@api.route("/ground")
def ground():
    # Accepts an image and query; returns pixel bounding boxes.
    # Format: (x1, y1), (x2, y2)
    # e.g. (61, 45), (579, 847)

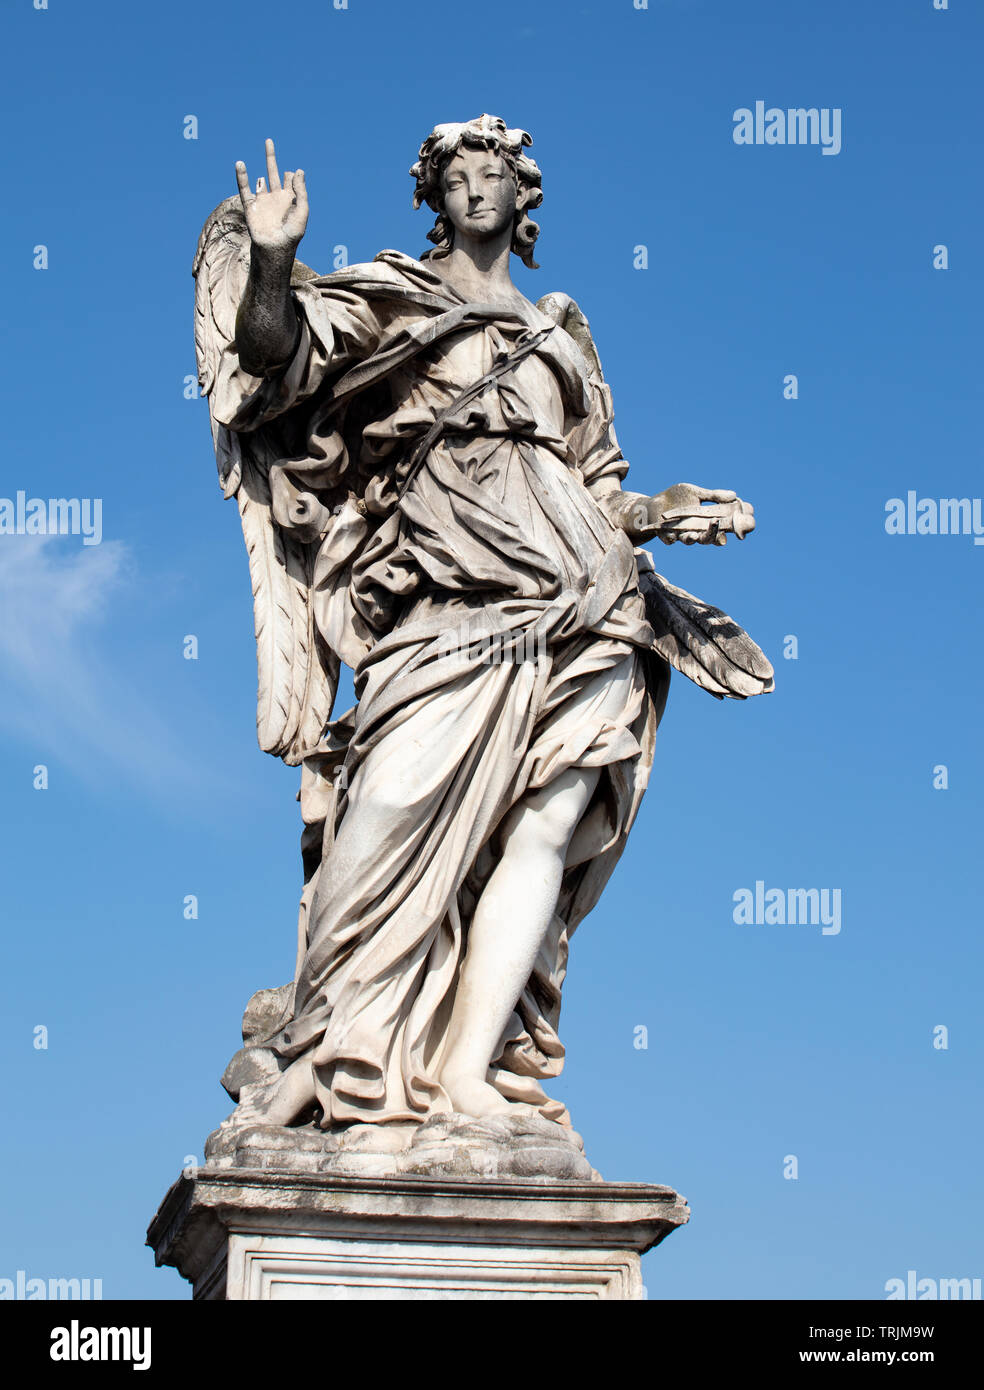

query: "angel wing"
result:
(636, 555), (774, 699)
(537, 291), (775, 702)
(193, 197), (338, 766)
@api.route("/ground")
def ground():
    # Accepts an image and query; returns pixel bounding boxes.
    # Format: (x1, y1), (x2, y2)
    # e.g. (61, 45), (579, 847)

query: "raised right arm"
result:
(234, 139), (308, 375)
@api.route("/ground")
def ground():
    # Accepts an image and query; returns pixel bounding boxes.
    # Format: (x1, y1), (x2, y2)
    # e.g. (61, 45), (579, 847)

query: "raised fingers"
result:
(235, 160), (254, 206)
(265, 138), (282, 191)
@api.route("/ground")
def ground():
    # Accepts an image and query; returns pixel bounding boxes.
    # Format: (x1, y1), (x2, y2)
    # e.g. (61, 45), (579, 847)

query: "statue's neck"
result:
(438, 233), (515, 301)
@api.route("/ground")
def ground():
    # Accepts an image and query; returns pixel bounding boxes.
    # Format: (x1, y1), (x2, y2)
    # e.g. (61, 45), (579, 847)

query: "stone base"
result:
(147, 1167), (689, 1301)
(203, 1110), (602, 1181)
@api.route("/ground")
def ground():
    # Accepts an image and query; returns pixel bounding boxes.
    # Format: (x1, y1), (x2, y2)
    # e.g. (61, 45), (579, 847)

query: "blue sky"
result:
(1, 0), (980, 1299)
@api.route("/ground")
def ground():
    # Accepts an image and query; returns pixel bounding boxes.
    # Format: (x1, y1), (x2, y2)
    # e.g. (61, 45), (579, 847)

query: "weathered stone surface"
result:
(204, 1110), (599, 1182)
(147, 1166), (689, 1301)
(190, 112), (771, 1160)
(241, 984), (293, 1045)
(220, 1046), (281, 1102)
(152, 113), (774, 1293)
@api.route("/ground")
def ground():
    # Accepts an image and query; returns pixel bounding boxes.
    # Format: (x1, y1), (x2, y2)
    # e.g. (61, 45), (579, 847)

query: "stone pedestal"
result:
(147, 1168), (689, 1300)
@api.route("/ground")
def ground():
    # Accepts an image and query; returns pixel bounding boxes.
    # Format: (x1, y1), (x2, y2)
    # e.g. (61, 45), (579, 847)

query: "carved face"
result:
(440, 146), (518, 243)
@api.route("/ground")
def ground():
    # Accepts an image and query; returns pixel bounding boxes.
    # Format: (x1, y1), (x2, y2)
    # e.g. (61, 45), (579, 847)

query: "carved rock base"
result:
(204, 1110), (601, 1181)
(147, 1166), (690, 1301)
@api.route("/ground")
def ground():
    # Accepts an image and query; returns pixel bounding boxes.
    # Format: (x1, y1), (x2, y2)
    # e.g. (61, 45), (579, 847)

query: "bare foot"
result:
(229, 1057), (316, 1129)
(440, 1071), (513, 1118)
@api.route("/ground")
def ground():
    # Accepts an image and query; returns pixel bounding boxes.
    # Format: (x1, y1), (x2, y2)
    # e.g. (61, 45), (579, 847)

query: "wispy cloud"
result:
(0, 536), (232, 807)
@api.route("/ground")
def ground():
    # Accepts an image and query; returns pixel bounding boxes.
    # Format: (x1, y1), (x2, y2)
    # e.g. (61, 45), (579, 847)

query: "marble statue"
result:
(193, 115), (773, 1179)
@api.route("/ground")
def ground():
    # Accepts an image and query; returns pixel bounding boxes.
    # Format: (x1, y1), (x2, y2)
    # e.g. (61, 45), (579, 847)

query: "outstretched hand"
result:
(235, 138), (308, 255)
(639, 484), (756, 546)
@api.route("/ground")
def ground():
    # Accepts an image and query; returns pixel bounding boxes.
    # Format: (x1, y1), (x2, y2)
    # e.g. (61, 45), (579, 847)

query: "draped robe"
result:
(210, 251), (670, 1127)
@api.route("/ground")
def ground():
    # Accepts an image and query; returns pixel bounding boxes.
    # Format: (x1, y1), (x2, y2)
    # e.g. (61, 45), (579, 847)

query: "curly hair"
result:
(410, 114), (543, 269)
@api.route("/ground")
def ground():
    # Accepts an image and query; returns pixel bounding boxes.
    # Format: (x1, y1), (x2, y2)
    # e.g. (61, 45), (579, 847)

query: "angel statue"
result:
(194, 115), (773, 1176)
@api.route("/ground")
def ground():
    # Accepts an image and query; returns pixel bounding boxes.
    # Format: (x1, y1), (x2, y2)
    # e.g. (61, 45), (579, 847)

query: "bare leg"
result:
(231, 766), (602, 1129)
(438, 765), (601, 1117)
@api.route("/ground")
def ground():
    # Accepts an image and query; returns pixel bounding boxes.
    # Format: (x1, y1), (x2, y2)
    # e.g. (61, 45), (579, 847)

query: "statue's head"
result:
(410, 114), (543, 269)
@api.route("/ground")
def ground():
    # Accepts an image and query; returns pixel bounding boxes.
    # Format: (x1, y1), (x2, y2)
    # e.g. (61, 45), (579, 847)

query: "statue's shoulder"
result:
(373, 248), (431, 275)
(315, 250), (420, 282)
(536, 290), (577, 322)
(536, 291), (604, 382)
(310, 249), (456, 302)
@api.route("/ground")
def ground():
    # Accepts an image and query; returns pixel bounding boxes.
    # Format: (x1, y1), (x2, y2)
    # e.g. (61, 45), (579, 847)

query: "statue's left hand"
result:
(641, 484), (756, 546)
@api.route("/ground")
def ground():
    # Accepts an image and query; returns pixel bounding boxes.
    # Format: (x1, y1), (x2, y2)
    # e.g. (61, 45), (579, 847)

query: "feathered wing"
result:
(539, 290), (774, 702)
(636, 556), (774, 699)
(194, 197), (338, 765)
